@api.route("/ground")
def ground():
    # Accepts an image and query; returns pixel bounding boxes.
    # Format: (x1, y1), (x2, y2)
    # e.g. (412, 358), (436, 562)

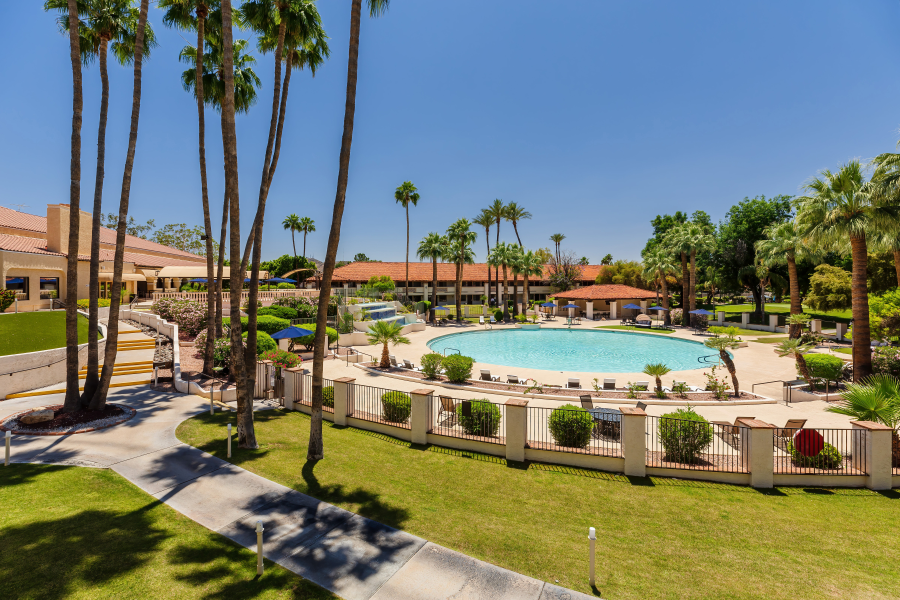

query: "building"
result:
(0, 204), (211, 311)
(552, 284), (658, 319)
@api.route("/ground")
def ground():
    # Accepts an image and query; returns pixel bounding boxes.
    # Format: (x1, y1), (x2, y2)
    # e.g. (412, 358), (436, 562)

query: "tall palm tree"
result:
(489, 242), (515, 320)
(506, 202), (531, 247)
(417, 232), (444, 323)
(283, 213), (302, 275)
(298, 216), (315, 258)
(92, 0), (150, 410)
(518, 249), (544, 311)
(774, 339), (816, 390)
(486, 199), (507, 304)
(642, 247), (677, 311)
(472, 210), (493, 306)
(447, 219), (477, 323)
(795, 160), (899, 380)
(46, 0), (156, 403)
(508, 244), (524, 314)
(394, 180), (419, 301)
(367, 320), (410, 368)
(871, 150), (900, 286)
(308, 0), (389, 461)
(549, 233), (565, 264)
(665, 224), (691, 326)
(756, 221), (820, 338)
(684, 223), (713, 314)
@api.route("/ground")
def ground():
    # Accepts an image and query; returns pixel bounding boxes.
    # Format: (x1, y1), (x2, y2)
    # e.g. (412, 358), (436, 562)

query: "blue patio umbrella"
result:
(622, 303), (643, 310)
(562, 303), (579, 309)
(541, 301), (557, 307)
(5, 278), (24, 284)
(270, 326), (315, 340)
(648, 305), (668, 311)
(689, 309), (714, 316)
(189, 278), (208, 283)
(434, 305), (450, 311)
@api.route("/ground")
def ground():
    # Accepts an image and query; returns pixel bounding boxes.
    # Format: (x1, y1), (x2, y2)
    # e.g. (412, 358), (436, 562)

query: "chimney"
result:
(46, 204), (92, 256)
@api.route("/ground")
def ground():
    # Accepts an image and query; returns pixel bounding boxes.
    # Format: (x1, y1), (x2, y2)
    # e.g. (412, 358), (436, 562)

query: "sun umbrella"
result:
(689, 309), (714, 316)
(647, 305), (668, 311)
(622, 303), (643, 310)
(562, 303), (579, 309)
(434, 305), (450, 311)
(5, 278), (24, 284)
(266, 277), (296, 283)
(270, 326), (315, 340)
(541, 301), (557, 307)
(189, 278), (208, 283)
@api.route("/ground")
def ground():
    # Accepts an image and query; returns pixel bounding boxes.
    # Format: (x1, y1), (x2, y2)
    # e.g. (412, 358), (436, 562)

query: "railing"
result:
(428, 395), (506, 444)
(296, 374), (335, 413)
(773, 427), (865, 475)
(645, 415), (749, 473)
(348, 383), (411, 429)
(697, 354), (717, 364)
(151, 289), (318, 302)
(442, 347), (461, 356)
(525, 406), (621, 457)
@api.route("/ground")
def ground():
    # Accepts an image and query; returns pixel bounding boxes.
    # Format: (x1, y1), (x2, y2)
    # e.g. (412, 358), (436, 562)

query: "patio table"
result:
(588, 407), (622, 439)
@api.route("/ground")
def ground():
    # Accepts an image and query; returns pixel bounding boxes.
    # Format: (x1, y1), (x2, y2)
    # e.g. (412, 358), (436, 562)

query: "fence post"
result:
(283, 367), (302, 410)
(619, 407), (646, 477)
(835, 322), (848, 342)
(852, 421), (893, 490)
(768, 315), (779, 332)
(810, 319), (822, 334)
(504, 399), (528, 462)
(409, 388), (434, 445)
(740, 419), (774, 488)
(333, 377), (355, 426)
(741, 312), (750, 328)
(716, 310), (726, 325)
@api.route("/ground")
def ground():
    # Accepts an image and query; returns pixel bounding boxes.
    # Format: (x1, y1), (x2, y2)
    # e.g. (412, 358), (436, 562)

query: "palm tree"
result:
(472, 210), (493, 306)
(549, 233), (565, 264)
(508, 244), (524, 314)
(92, 0), (150, 410)
(298, 216), (315, 258)
(683, 223), (713, 314)
(871, 150), (900, 286)
(642, 247), (677, 311)
(665, 224), (691, 326)
(489, 242), (516, 320)
(755, 221), (819, 338)
(827, 374), (900, 466)
(518, 249), (544, 312)
(447, 219), (477, 323)
(486, 199), (507, 304)
(367, 320), (410, 368)
(795, 161), (899, 380)
(417, 232), (444, 323)
(704, 331), (741, 397)
(394, 180), (420, 301)
(506, 202), (531, 247)
(308, 0), (389, 461)
(46, 0), (156, 402)
(283, 212), (302, 274)
(774, 339), (816, 390)
(642, 363), (671, 395)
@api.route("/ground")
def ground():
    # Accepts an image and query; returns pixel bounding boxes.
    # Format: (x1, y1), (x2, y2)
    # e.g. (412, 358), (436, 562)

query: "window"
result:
(39, 277), (59, 300)
(5, 276), (28, 300)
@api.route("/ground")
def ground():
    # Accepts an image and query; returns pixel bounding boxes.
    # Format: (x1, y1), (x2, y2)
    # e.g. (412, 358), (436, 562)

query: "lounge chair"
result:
(567, 378), (581, 389)
(490, 315), (497, 325)
(634, 381), (650, 391)
(479, 315), (485, 326)
(389, 355), (398, 367)
(438, 396), (457, 421)
(602, 378), (616, 390)
(480, 369), (499, 382)
(634, 314), (652, 329)
(402, 358), (417, 370)
(507, 375), (520, 384)
(711, 417), (755, 446)
(579, 395), (594, 409)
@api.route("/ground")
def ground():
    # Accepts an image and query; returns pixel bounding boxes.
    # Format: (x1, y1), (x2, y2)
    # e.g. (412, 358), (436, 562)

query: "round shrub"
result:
(494, 309), (503, 322)
(224, 315), (291, 336)
(548, 405), (594, 449)
(294, 324), (338, 350)
(420, 353), (443, 379)
(787, 439), (844, 469)
(322, 386), (334, 408)
(259, 349), (301, 369)
(802, 354), (844, 388)
(380, 391), (411, 423)
(456, 400), (501, 437)
(276, 282), (295, 289)
(441, 354), (474, 383)
(657, 407), (713, 463)
(258, 306), (298, 320)
(243, 331), (276, 355)
(670, 308), (683, 324)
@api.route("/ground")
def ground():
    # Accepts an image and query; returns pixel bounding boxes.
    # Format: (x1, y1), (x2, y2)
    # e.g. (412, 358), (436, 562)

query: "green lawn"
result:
(0, 464), (336, 600)
(178, 410), (900, 600)
(0, 311), (96, 356)
(751, 336), (790, 345)
(703, 303), (853, 322)
(595, 325), (675, 334)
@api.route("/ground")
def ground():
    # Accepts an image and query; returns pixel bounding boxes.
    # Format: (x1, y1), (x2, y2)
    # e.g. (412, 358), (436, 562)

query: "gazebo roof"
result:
(552, 284), (657, 301)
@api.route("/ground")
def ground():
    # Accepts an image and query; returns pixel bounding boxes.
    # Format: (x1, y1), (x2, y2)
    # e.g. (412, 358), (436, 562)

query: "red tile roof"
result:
(0, 233), (65, 256)
(552, 284), (657, 301)
(0, 206), (47, 234)
(0, 233), (203, 268)
(331, 261), (600, 283)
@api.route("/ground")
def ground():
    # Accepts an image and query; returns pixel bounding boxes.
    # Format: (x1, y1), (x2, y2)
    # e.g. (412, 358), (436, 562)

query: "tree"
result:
(704, 330), (741, 397)
(472, 210), (493, 306)
(596, 260), (648, 289)
(282, 213), (302, 278)
(642, 362), (671, 395)
(260, 254), (315, 281)
(508, 244), (524, 313)
(489, 242), (516, 320)
(774, 339), (816, 389)
(352, 252), (377, 262)
(642, 211), (688, 257)
(394, 181), (419, 301)
(664, 224), (691, 325)
(298, 216), (315, 258)
(104, 213), (154, 237)
(826, 374), (900, 468)
(309, 0), (389, 461)
(417, 232), (445, 323)
(601, 253), (613, 265)
(486, 199), (507, 304)
(547, 251), (583, 292)
(367, 275), (394, 295)
(578, 256), (589, 266)
(150, 223), (218, 255)
(804, 264), (852, 312)
(795, 161), (899, 380)
(756, 221), (820, 338)
(505, 201), (531, 247)
(642, 247), (677, 312)
(871, 150), (900, 287)
(684, 223), (714, 314)
(518, 249), (544, 310)
(534, 247), (553, 263)
(447, 218), (476, 323)
(549, 233), (565, 264)
(367, 320), (410, 368)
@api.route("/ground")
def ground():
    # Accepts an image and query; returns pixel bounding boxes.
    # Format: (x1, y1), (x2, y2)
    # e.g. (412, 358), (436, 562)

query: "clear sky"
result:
(3, 1), (900, 264)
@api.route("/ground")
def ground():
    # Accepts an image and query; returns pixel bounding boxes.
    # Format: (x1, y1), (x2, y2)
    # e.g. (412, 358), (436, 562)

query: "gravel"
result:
(1, 404), (136, 436)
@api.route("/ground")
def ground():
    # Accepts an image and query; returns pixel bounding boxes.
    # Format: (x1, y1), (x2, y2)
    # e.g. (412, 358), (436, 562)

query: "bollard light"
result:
(588, 526), (596, 587)
(227, 423), (232, 458)
(210, 392), (214, 416)
(4, 430), (10, 467)
(255, 520), (265, 575)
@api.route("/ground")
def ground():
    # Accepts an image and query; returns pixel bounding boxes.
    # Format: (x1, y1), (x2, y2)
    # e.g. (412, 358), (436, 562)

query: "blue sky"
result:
(3, 1), (900, 263)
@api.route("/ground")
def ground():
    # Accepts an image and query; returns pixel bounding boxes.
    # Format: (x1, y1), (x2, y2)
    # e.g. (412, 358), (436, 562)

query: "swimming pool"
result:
(427, 329), (718, 373)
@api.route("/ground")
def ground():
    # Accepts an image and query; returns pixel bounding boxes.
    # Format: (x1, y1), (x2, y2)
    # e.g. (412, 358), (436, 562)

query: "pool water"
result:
(427, 329), (717, 373)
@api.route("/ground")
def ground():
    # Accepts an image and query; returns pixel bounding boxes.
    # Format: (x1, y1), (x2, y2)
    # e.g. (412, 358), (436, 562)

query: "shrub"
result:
(276, 282), (295, 289)
(873, 346), (900, 378)
(670, 308), (683, 324)
(243, 330), (276, 355)
(259, 349), (301, 369)
(442, 354), (474, 383)
(153, 297), (208, 335)
(322, 386), (335, 408)
(211, 335), (247, 368)
(456, 399), (502, 437)
(76, 298), (113, 310)
(493, 309), (503, 322)
(420, 353), (443, 379)
(380, 391), (411, 423)
(787, 439), (844, 469)
(0, 289), (17, 312)
(802, 354), (844, 388)
(548, 404), (594, 449)
(258, 306), (298, 320)
(293, 324), (338, 350)
(241, 298), (263, 311)
(223, 315), (291, 336)
(658, 407), (713, 463)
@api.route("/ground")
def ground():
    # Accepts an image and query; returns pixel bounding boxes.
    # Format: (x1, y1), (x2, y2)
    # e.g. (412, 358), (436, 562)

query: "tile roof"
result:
(0, 206), (47, 234)
(330, 261), (600, 283)
(552, 284), (657, 301)
(0, 232), (203, 267)
(0, 233), (65, 257)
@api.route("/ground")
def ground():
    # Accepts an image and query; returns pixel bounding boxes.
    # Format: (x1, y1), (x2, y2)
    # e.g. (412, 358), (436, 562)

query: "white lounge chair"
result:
(602, 378), (616, 390)
(490, 315), (497, 325)
(480, 369), (499, 382)
(507, 375), (520, 384)
(634, 381), (650, 390)
(567, 378), (581, 389)
(389, 355), (398, 367)
(402, 358), (417, 370)
(479, 315), (485, 327)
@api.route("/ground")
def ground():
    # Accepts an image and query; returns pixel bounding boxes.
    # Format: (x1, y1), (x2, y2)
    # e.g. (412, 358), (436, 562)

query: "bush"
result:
(442, 354), (474, 383)
(657, 407), (713, 463)
(0, 289), (17, 312)
(241, 298), (263, 311)
(787, 439), (844, 469)
(493, 309), (503, 322)
(259, 349), (301, 369)
(380, 391), (411, 423)
(223, 315), (291, 336)
(873, 346), (900, 378)
(322, 386), (334, 408)
(153, 297), (208, 335)
(258, 306), (298, 320)
(802, 354), (844, 388)
(547, 405), (594, 449)
(276, 282), (295, 289)
(293, 324), (338, 350)
(670, 308), (683, 324)
(242, 330), (276, 355)
(419, 353), (443, 379)
(76, 298), (113, 310)
(456, 399), (502, 437)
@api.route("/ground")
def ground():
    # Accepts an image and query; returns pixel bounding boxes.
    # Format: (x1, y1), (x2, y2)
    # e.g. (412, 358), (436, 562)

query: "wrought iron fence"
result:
(525, 406), (621, 457)
(773, 427), (865, 475)
(297, 374), (335, 414)
(645, 415), (749, 473)
(348, 383), (412, 429)
(428, 395), (506, 444)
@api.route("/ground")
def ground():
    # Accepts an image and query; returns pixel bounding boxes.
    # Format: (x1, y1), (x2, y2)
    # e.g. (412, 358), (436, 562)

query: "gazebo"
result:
(551, 284), (658, 320)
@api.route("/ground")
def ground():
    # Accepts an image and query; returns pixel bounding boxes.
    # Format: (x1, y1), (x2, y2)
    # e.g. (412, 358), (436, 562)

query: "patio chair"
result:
(490, 315), (497, 325)
(711, 417), (755, 447)
(579, 395), (594, 409)
(480, 369), (499, 382)
(567, 378), (581, 389)
(772, 418), (808, 449)
(507, 375), (520, 384)
(389, 355), (398, 367)
(634, 381), (650, 391)
(479, 315), (485, 326)
(438, 396), (457, 422)
(402, 358), (417, 370)
(603, 378), (616, 390)
(636, 401), (648, 411)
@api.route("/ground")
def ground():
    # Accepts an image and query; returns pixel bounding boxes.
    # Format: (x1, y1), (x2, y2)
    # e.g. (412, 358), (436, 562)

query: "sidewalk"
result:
(1, 386), (596, 600)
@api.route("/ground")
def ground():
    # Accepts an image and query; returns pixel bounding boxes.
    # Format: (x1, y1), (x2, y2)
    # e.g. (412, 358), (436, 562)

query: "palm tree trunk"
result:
(502, 265), (509, 320)
(787, 255), (801, 339)
(455, 253), (463, 323)
(431, 256), (437, 323)
(680, 251), (689, 326)
(660, 271), (669, 309)
(511, 271), (518, 315)
(720, 349), (739, 398)
(405, 204), (409, 301)
(524, 274), (529, 313)
(195, 12), (215, 376)
(689, 249), (696, 313)
(494, 222), (500, 305)
(291, 229), (299, 288)
(484, 231), (491, 306)
(309, 0), (362, 461)
(795, 352), (814, 392)
(63, 0), (83, 414)
(514, 223), (522, 246)
(302, 230), (307, 258)
(893, 250), (900, 288)
(215, 189), (227, 338)
(92, 0), (149, 410)
(82, 36), (111, 406)
(381, 342), (390, 368)
(850, 235), (872, 381)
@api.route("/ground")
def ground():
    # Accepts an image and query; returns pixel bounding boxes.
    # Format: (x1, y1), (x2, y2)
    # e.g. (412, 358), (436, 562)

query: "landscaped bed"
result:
(0, 311), (95, 356)
(177, 409), (900, 600)
(0, 404), (135, 435)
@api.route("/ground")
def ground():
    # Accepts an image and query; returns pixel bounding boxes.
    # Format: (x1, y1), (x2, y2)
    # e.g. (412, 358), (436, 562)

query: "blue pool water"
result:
(427, 329), (717, 373)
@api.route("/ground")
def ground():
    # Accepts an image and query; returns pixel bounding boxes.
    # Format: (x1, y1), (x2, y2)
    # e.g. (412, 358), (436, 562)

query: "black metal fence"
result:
(298, 374), (335, 414)
(645, 415), (748, 472)
(428, 395), (506, 444)
(349, 382), (412, 429)
(773, 427), (864, 475)
(525, 406), (621, 457)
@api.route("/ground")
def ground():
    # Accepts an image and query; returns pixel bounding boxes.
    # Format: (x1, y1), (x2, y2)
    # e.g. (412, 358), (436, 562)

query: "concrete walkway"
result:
(1, 386), (595, 600)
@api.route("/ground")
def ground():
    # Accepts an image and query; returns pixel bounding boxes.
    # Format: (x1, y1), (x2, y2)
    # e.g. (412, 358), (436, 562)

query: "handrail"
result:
(697, 354), (717, 364)
(443, 347), (461, 356)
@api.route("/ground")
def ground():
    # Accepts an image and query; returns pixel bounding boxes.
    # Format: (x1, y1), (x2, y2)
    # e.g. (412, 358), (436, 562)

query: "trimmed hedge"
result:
(323, 386), (334, 408)
(802, 354), (844, 389)
(456, 399), (502, 437)
(442, 354), (474, 383)
(224, 315), (291, 336)
(420, 353), (443, 379)
(258, 306), (298, 320)
(380, 391), (411, 423)
(548, 405), (594, 449)
(494, 309), (503, 322)
(243, 331), (276, 355)
(294, 324), (338, 350)
(658, 407), (713, 463)
(787, 439), (844, 469)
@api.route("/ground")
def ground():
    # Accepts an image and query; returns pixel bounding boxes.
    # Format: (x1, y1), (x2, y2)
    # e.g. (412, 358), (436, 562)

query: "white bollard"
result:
(210, 392), (214, 416)
(588, 526), (596, 587)
(154, 366), (158, 387)
(4, 431), (10, 467)
(256, 520), (265, 575)
(227, 423), (232, 458)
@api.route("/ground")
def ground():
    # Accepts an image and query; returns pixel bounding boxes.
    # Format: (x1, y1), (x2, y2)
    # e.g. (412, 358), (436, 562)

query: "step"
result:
(6, 379), (152, 399)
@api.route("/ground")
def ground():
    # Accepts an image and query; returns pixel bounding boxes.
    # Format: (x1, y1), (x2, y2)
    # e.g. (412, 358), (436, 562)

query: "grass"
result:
(0, 464), (337, 600)
(833, 347), (853, 355)
(702, 303), (853, 322)
(0, 311), (96, 356)
(178, 410), (900, 600)
(751, 336), (790, 345)
(595, 325), (675, 334)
